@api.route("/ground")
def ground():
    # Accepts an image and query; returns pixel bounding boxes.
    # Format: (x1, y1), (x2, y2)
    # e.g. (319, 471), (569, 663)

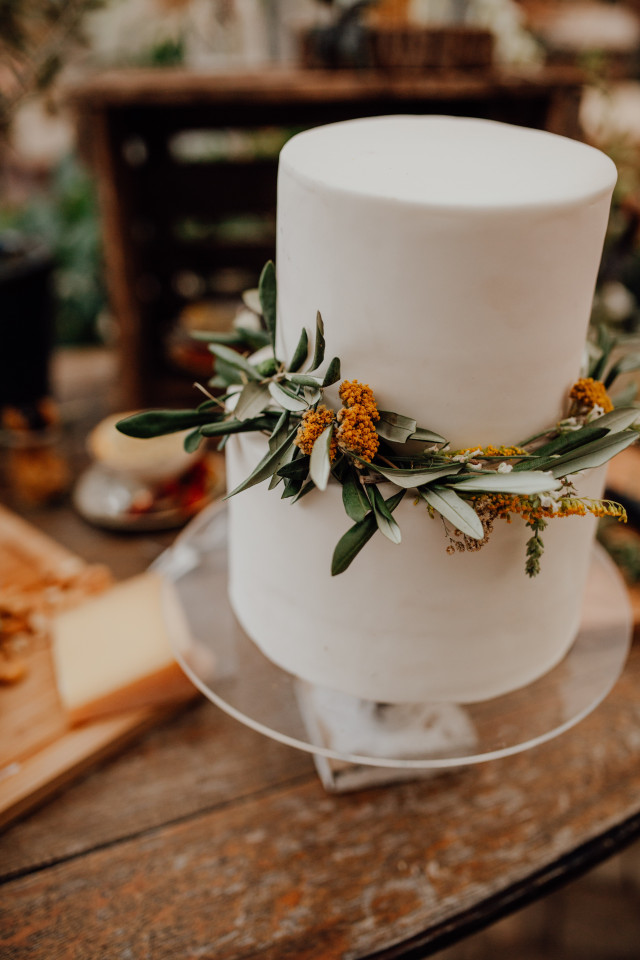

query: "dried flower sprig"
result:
(117, 262), (639, 577)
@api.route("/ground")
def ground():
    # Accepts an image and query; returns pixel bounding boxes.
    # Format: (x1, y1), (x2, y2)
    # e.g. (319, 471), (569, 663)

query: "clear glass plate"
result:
(154, 504), (632, 769)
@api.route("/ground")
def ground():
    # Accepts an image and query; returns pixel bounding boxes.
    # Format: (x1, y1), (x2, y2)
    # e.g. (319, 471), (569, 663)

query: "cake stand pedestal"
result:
(154, 504), (632, 792)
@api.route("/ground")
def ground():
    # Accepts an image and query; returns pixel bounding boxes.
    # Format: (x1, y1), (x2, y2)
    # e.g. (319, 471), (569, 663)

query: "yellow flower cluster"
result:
(453, 445), (527, 458)
(569, 378), (614, 413)
(336, 380), (380, 462)
(474, 493), (626, 524)
(295, 405), (336, 457)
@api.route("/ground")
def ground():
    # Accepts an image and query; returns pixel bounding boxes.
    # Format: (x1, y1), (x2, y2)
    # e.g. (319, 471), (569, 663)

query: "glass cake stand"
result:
(153, 504), (632, 790)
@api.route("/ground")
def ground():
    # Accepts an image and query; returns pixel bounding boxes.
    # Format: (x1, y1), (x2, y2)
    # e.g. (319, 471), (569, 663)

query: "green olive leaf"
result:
(342, 470), (371, 522)
(287, 373), (323, 387)
(409, 427), (448, 444)
(258, 261), (277, 351)
(322, 357), (341, 387)
(309, 311), (325, 371)
(376, 410), (417, 443)
(450, 471), (562, 495)
(418, 486), (484, 540)
(288, 327), (309, 372)
(372, 463), (462, 489)
(331, 489), (405, 575)
(191, 327), (270, 351)
(268, 381), (309, 412)
(116, 408), (222, 438)
(234, 382), (271, 421)
(368, 484), (402, 544)
(208, 343), (261, 381)
(226, 427), (299, 498)
(548, 430), (638, 478)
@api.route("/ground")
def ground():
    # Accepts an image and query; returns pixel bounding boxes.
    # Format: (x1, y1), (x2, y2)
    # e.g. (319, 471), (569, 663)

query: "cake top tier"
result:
(279, 116), (616, 210)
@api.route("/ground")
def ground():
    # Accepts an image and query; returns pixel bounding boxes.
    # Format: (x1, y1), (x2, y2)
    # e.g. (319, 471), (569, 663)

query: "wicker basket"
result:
(299, 24), (494, 72)
(370, 25), (494, 71)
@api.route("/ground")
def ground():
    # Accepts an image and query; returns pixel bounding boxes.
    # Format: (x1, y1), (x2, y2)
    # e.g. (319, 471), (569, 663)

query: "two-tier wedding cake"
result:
(225, 115), (618, 705)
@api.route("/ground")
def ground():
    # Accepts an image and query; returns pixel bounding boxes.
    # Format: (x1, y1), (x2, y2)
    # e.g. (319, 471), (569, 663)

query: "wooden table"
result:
(2, 352), (640, 959)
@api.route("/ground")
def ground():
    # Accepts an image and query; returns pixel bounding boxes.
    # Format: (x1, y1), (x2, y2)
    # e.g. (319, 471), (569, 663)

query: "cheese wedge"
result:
(51, 571), (198, 724)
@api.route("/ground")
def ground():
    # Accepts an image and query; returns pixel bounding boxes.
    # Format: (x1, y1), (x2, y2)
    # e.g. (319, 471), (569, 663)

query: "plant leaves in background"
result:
(191, 327), (270, 351)
(183, 428), (203, 453)
(604, 352), (640, 388)
(590, 324), (615, 380)
(258, 261), (277, 351)
(208, 357), (244, 387)
(309, 424), (334, 490)
(610, 383), (639, 407)
(419, 486), (484, 540)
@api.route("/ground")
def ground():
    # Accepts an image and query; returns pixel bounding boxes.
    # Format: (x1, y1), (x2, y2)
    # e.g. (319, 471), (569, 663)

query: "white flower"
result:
(601, 281), (636, 323)
(558, 417), (582, 433)
(497, 462), (513, 474)
(233, 307), (262, 332)
(586, 404), (605, 422)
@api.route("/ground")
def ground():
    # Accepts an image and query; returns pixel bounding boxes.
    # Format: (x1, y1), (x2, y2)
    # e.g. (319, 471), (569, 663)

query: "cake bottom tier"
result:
(227, 435), (605, 704)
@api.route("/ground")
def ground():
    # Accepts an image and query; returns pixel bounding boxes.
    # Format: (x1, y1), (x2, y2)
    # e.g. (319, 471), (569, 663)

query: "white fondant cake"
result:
(227, 116), (617, 704)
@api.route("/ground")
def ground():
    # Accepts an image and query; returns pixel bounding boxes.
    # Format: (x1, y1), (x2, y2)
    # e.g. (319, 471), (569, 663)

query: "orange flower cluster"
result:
(336, 380), (380, 462)
(338, 380), (381, 421)
(569, 378), (614, 413)
(295, 405), (336, 457)
(474, 493), (626, 524)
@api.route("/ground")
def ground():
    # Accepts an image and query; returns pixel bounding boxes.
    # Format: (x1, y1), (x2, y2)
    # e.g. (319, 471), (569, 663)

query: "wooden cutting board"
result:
(0, 506), (189, 830)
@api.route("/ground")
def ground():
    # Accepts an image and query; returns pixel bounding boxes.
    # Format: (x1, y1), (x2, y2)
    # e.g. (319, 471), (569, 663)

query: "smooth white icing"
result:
(227, 116), (616, 703)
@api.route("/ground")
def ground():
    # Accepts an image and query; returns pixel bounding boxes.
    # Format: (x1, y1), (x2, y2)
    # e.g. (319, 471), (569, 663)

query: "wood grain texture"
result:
(67, 66), (585, 109)
(1, 645), (639, 960)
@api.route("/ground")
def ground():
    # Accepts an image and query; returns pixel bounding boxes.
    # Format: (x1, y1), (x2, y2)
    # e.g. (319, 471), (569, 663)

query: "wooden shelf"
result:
(69, 66), (586, 408)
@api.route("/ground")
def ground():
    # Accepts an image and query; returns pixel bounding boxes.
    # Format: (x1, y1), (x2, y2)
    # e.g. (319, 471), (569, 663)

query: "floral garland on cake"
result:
(118, 263), (640, 577)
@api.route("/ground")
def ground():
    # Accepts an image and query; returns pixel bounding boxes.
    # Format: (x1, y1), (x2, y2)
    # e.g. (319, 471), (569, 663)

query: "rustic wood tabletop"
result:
(2, 349), (640, 959)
